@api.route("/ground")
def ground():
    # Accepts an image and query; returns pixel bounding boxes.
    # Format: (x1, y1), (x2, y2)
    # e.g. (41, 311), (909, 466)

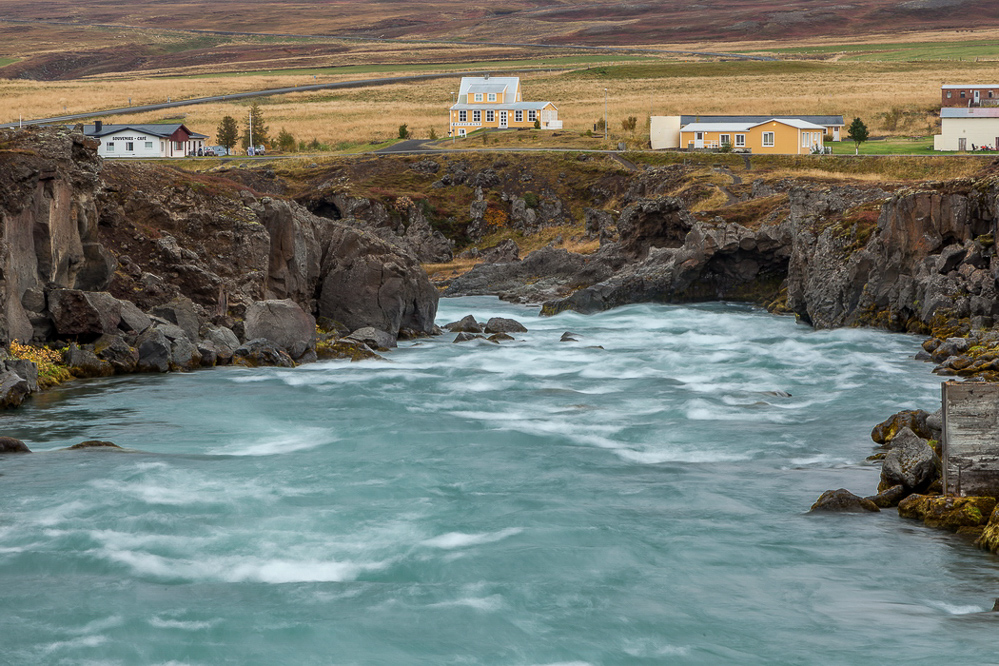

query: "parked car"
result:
(208, 145), (228, 157)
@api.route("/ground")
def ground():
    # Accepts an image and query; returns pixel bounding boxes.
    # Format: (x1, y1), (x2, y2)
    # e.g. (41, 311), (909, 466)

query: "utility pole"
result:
(604, 88), (608, 141)
(451, 91), (456, 145)
(249, 109), (253, 156)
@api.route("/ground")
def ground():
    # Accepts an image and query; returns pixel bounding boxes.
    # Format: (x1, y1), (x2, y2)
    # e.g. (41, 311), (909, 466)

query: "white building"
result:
(82, 122), (209, 158)
(933, 108), (999, 151)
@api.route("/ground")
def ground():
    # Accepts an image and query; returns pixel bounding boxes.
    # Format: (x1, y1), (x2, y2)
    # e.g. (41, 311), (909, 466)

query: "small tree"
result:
(276, 128), (296, 152)
(621, 116), (638, 133)
(847, 117), (869, 155)
(240, 102), (269, 149)
(429, 127), (438, 141)
(533, 119), (540, 130)
(398, 124), (409, 140)
(216, 115), (238, 154)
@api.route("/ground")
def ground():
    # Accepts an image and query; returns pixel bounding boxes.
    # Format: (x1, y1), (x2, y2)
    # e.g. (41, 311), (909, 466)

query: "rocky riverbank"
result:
(0, 126), (439, 407)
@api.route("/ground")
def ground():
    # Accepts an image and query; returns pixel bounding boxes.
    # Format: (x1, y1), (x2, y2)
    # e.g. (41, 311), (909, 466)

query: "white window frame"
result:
(515, 110), (523, 123)
(528, 110), (537, 122)
(802, 132), (810, 147)
(145, 141), (153, 149)
(474, 93), (483, 102)
(459, 110), (467, 122)
(720, 134), (730, 146)
(105, 143), (114, 152)
(487, 93), (496, 102)
(473, 110), (481, 123)
(735, 134), (745, 147)
(762, 132), (775, 147)
(486, 110), (494, 122)
(125, 142), (134, 152)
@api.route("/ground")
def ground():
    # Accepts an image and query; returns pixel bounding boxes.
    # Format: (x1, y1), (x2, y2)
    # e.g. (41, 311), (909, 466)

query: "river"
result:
(1, 296), (996, 665)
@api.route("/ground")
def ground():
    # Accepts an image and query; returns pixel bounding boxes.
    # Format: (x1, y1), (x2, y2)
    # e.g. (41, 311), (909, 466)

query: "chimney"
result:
(94, 120), (102, 133)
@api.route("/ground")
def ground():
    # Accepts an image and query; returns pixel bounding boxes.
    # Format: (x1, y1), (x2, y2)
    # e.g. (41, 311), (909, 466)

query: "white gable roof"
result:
(458, 76), (520, 98)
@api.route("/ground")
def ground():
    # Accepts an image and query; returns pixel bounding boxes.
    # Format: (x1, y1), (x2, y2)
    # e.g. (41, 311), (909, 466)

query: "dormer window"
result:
(474, 93), (483, 102)
(488, 93), (497, 102)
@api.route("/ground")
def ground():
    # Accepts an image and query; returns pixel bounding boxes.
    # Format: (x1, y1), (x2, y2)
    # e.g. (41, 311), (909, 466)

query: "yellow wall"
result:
(680, 122), (823, 154)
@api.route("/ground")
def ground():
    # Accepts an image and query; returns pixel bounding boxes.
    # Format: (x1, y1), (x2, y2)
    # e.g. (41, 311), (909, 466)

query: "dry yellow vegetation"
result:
(0, 50), (992, 148)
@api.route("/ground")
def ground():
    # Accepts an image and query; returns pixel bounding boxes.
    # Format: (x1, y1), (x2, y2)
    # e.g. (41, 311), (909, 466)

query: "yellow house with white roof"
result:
(679, 118), (826, 155)
(449, 75), (561, 137)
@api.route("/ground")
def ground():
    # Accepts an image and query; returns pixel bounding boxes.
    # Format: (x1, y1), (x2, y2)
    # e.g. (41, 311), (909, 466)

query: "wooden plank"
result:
(942, 381), (999, 497)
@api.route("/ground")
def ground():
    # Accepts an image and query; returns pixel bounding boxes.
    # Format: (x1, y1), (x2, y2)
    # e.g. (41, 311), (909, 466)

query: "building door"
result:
(695, 132), (704, 149)
(958, 137), (967, 151)
(499, 111), (508, 129)
(974, 90), (981, 105)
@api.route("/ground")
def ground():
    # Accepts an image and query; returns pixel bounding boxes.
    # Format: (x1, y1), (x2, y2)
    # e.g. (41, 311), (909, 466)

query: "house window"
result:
(145, 141), (153, 149)
(960, 91), (966, 98)
(473, 110), (481, 122)
(515, 110), (523, 122)
(762, 132), (775, 147)
(474, 93), (483, 102)
(106, 143), (114, 152)
(720, 134), (730, 146)
(486, 110), (494, 122)
(125, 142), (134, 151)
(459, 110), (467, 122)
(802, 132), (810, 147)
(735, 134), (745, 147)
(528, 110), (537, 122)
(487, 93), (496, 102)
(947, 91), (952, 98)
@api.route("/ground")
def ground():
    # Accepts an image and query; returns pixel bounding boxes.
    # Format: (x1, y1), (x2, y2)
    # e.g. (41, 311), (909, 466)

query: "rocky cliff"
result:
(0, 126), (439, 405)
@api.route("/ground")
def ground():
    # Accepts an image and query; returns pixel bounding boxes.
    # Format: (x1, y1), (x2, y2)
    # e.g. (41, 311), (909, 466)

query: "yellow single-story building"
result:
(449, 75), (561, 137)
(679, 118), (826, 155)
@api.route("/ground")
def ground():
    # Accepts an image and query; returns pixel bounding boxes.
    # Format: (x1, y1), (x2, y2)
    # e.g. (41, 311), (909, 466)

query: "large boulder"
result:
(135, 328), (172, 373)
(316, 226), (438, 335)
(233, 339), (295, 368)
(201, 325), (240, 364)
(94, 334), (138, 374)
(0, 370), (31, 408)
(879, 427), (941, 493)
(810, 489), (880, 513)
(48, 289), (121, 337)
(244, 299), (316, 359)
(485, 317), (527, 334)
(65, 344), (114, 378)
(150, 297), (201, 342)
(871, 409), (936, 445)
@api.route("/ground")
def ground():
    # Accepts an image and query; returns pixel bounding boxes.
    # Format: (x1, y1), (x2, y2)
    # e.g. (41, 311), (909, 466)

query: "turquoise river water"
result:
(1, 296), (998, 665)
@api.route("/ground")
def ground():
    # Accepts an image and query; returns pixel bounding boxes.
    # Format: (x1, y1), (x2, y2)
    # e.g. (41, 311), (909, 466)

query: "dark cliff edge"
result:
(0, 126), (439, 408)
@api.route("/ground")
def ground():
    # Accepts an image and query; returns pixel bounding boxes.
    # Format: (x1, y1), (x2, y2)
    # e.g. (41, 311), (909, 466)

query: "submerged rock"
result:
(484, 317), (527, 334)
(65, 440), (123, 451)
(0, 436), (30, 453)
(233, 339), (294, 368)
(810, 489), (880, 513)
(866, 484), (907, 509)
(345, 327), (396, 350)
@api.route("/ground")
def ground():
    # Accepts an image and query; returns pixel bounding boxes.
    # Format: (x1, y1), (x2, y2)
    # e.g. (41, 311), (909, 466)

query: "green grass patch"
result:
(0, 57), (19, 67)
(170, 54), (655, 80)
(565, 61), (828, 80)
(770, 39), (999, 62)
(830, 137), (939, 155)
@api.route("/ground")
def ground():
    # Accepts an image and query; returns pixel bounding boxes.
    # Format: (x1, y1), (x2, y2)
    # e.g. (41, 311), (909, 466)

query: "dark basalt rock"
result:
(65, 343), (114, 378)
(488, 332), (515, 343)
(865, 484), (907, 508)
(871, 409), (937, 445)
(135, 328), (172, 373)
(810, 489), (880, 513)
(484, 317), (527, 334)
(66, 440), (123, 451)
(453, 332), (487, 343)
(445, 315), (483, 333)
(232, 339), (295, 368)
(245, 299), (317, 359)
(0, 436), (30, 453)
(345, 327), (396, 351)
(94, 333), (139, 374)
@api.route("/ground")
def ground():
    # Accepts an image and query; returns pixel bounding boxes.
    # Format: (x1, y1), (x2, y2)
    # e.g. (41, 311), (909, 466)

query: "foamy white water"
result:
(1, 296), (997, 664)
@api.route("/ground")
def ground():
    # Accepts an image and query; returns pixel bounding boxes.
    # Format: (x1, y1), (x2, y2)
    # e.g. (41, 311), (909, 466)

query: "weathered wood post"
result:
(942, 381), (999, 496)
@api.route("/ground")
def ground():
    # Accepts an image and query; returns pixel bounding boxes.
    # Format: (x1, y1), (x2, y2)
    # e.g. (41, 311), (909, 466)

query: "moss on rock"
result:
(898, 495), (997, 532)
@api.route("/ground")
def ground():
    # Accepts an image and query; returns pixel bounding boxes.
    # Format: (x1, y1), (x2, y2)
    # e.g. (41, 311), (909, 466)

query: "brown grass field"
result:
(2, 58), (993, 150)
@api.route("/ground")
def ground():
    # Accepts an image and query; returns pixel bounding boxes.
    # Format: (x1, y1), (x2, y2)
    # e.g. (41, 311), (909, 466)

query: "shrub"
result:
(429, 127), (438, 141)
(398, 124), (410, 139)
(523, 192), (540, 209)
(9, 340), (71, 389)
